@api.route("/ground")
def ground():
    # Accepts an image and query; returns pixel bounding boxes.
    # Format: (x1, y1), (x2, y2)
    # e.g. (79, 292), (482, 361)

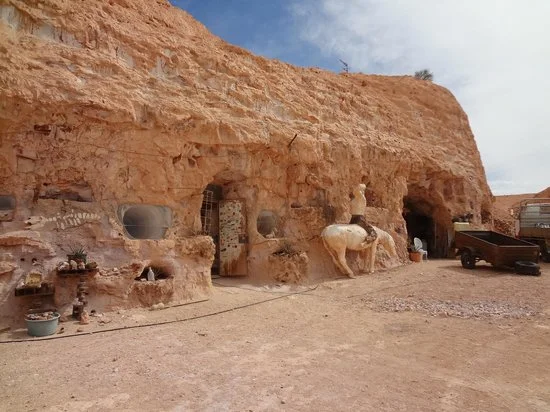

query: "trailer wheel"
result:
(515, 261), (541, 276)
(460, 250), (476, 269)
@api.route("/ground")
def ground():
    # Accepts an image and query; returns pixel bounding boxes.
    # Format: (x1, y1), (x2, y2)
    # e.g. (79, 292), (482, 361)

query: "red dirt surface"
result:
(1, 260), (549, 411)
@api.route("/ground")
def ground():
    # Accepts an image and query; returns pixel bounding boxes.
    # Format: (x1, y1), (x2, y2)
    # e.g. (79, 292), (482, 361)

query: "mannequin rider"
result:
(349, 183), (377, 242)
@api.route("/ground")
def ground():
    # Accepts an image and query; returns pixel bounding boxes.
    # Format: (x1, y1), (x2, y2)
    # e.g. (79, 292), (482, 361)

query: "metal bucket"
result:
(26, 313), (60, 337)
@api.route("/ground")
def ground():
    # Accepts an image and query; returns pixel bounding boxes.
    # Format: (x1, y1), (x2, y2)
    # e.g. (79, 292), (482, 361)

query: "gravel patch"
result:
(363, 296), (540, 319)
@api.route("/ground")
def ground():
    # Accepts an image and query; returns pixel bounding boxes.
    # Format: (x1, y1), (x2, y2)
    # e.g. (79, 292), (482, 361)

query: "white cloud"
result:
(290, 0), (550, 195)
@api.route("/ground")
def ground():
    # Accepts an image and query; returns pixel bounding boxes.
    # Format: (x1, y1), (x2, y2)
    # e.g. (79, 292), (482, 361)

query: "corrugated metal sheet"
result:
(519, 202), (550, 239)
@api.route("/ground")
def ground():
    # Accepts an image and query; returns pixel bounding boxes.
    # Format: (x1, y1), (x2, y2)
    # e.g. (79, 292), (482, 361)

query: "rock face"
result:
(0, 0), (492, 323)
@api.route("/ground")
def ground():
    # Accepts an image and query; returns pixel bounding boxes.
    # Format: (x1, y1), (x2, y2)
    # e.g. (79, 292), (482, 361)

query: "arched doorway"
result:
(403, 201), (434, 255)
(403, 195), (450, 258)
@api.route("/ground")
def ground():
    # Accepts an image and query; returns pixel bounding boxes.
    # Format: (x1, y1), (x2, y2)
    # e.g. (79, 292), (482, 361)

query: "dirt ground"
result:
(1, 259), (549, 412)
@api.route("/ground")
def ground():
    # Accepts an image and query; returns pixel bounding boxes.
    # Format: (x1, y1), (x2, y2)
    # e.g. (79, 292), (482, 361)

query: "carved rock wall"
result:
(0, 0), (493, 323)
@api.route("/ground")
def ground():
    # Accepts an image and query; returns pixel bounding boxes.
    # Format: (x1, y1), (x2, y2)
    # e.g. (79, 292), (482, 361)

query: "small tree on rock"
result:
(414, 69), (434, 81)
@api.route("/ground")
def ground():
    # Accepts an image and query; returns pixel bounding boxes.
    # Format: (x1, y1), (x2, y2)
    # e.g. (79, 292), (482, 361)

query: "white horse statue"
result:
(321, 224), (397, 278)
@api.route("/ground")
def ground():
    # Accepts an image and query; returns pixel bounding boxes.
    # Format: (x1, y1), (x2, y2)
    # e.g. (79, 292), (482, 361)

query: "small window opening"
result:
(0, 195), (15, 221)
(0, 195), (15, 210)
(257, 210), (278, 237)
(119, 205), (172, 239)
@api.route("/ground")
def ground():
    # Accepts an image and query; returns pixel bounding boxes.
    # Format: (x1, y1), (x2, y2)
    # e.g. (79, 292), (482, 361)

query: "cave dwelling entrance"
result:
(200, 183), (248, 278)
(403, 196), (450, 258)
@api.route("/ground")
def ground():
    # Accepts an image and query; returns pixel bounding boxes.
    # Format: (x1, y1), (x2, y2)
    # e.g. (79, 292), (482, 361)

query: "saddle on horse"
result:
(350, 215), (377, 242)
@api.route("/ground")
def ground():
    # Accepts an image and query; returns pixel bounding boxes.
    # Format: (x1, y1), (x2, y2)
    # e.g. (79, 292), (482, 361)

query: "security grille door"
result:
(219, 200), (248, 276)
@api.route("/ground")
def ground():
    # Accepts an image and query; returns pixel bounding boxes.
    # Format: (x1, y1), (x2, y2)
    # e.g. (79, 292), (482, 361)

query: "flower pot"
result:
(85, 261), (98, 269)
(67, 254), (87, 263)
(409, 251), (422, 262)
(25, 313), (60, 337)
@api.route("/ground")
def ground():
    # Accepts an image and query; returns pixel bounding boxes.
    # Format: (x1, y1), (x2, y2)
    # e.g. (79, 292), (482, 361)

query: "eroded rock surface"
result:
(0, 0), (492, 323)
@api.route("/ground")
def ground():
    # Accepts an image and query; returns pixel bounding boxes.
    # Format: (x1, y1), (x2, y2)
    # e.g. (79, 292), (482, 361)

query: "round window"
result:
(119, 205), (172, 239)
(257, 210), (278, 237)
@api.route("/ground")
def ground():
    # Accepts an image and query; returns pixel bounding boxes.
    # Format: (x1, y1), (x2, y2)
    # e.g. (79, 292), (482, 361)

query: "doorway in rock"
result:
(403, 197), (446, 258)
(201, 184), (222, 277)
(404, 209), (434, 255)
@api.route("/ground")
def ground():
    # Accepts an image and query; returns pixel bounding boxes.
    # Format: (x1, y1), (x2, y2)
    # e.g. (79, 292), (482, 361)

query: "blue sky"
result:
(172, 0), (340, 70)
(172, 0), (550, 195)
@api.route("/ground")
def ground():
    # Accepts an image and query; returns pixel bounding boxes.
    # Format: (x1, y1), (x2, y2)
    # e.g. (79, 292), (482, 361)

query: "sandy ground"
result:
(1, 259), (549, 412)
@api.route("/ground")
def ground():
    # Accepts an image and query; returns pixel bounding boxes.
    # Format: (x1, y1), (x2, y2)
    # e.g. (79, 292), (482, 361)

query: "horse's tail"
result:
(376, 227), (397, 256)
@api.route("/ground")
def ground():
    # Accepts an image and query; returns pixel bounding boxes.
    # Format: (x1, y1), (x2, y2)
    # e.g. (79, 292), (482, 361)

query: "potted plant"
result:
(85, 261), (98, 269)
(26, 311), (60, 337)
(67, 245), (87, 263)
(408, 242), (422, 262)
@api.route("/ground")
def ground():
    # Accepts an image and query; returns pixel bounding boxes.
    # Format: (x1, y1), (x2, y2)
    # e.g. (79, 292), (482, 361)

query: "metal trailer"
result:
(455, 230), (540, 275)
(517, 198), (550, 261)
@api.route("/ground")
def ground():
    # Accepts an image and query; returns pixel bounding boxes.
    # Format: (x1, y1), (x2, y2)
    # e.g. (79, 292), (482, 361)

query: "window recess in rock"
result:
(118, 205), (172, 240)
(0, 195), (15, 221)
(0, 195), (15, 210)
(39, 182), (94, 202)
(257, 210), (279, 238)
(134, 263), (174, 281)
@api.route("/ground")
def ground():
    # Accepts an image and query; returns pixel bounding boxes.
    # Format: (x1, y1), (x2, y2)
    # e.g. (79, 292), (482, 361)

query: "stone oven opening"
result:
(403, 194), (450, 258)
(201, 184), (223, 276)
(119, 205), (172, 239)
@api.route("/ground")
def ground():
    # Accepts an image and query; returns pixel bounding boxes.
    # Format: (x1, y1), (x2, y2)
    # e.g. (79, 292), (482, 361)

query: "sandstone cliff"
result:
(0, 0), (493, 323)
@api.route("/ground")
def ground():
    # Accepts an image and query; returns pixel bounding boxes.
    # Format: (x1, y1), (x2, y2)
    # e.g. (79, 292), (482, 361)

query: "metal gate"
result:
(219, 200), (248, 276)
